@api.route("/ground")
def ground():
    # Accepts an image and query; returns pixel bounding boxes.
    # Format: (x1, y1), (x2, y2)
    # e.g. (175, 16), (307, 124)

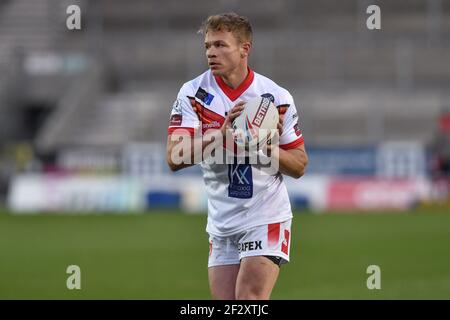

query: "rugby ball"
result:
(232, 96), (279, 150)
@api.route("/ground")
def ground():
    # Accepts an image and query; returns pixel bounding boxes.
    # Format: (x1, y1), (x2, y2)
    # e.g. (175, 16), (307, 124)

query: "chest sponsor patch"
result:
(195, 87), (214, 105)
(228, 162), (253, 199)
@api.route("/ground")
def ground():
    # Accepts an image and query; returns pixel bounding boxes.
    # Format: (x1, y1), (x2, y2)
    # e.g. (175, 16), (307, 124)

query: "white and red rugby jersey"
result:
(168, 68), (304, 236)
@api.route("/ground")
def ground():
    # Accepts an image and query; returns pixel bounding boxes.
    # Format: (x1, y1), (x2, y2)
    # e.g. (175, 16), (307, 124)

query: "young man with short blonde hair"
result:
(167, 12), (308, 300)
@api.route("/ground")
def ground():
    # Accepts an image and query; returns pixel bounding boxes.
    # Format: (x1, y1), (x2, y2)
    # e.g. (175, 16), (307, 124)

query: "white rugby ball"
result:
(232, 96), (279, 150)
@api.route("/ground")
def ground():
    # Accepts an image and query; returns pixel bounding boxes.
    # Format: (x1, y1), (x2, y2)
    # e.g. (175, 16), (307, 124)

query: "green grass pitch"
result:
(0, 208), (449, 299)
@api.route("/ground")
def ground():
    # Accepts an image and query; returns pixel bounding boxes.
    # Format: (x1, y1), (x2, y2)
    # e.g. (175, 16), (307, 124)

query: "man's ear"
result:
(240, 41), (252, 58)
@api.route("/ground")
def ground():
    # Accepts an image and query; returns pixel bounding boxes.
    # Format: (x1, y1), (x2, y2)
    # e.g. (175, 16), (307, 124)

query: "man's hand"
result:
(266, 114), (284, 153)
(220, 101), (246, 136)
(276, 114), (284, 137)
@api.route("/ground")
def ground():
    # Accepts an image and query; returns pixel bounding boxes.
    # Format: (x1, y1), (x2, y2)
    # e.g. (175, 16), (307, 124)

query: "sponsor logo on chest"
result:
(202, 120), (221, 129)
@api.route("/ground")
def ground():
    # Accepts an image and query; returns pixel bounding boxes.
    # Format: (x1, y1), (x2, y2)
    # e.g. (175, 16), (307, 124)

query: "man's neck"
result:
(220, 65), (249, 89)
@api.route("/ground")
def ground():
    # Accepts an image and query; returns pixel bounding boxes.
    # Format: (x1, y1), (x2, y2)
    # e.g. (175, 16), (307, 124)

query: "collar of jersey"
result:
(214, 67), (254, 102)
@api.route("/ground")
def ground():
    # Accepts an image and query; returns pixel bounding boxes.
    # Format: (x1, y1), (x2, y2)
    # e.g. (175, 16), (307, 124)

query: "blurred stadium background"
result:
(0, 0), (449, 299)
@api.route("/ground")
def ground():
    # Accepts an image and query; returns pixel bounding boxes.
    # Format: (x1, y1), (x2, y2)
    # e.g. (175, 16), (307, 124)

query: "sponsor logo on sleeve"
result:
(171, 98), (182, 115)
(294, 123), (302, 136)
(169, 99), (183, 126)
(169, 114), (182, 126)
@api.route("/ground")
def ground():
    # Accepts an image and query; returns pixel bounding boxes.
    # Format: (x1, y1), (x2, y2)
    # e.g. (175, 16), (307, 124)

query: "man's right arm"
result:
(166, 130), (222, 172)
(166, 102), (245, 172)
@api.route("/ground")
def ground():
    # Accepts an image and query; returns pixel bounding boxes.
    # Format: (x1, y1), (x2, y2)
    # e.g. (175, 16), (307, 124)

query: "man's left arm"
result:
(268, 96), (308, 179)
(271, 143), (308, 179)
